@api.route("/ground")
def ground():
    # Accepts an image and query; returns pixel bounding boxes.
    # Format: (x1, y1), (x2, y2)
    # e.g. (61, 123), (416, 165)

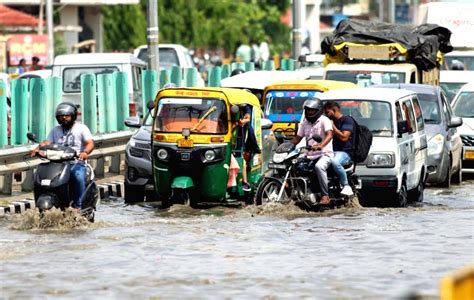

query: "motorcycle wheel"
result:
(254, 178), (283, 206)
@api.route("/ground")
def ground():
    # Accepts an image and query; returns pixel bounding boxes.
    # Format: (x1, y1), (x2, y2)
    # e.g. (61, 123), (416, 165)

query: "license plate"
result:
(268, 163), (286, 169)
(464, 150), (474, 160)
(177, 138), (193, 148)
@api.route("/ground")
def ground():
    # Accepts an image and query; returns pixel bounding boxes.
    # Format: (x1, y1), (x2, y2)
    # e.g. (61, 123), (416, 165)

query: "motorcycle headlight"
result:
(156, 149), (168, 160)
(367, 152), (395, 168)
(272, 153), (287, 163)
(428, 134), (444, 156)
(204, 150), (216, 161)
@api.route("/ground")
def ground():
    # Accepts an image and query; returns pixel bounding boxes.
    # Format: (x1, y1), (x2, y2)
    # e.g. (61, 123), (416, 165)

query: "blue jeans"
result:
(331, 151), (351, 186)
(70, 161), (87, 209)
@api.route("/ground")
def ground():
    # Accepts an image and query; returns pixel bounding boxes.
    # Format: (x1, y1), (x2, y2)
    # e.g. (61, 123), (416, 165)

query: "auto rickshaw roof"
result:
(264, 79), (357, 93)
(156, 87), (261, 108)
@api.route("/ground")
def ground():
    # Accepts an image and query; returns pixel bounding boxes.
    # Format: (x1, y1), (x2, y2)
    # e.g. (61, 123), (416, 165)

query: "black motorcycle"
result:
(28, 133), (98, 222)
(254, 134), (361, 210)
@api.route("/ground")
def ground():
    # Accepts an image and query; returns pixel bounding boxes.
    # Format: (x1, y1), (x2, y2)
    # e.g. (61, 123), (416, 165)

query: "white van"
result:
(52, 53), (146, 116)
(319, 88), (428, 207)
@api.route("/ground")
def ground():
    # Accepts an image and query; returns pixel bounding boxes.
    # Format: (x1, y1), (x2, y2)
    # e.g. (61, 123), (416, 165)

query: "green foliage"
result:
(54, 32), (68, 56)
(105, 0), (290, 55)
(102, 4), (147, 51)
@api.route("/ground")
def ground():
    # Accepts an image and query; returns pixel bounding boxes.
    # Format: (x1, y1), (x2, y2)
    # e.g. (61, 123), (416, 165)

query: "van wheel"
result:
(452, 158), (462, 184)
(408, 177), (424, 203)
(124, 182), (145, 204)
(392, 180), (408, 207)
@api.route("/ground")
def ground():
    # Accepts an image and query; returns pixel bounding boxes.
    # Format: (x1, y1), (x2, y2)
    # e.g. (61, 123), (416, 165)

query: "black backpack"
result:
(350, 116), (373, 163)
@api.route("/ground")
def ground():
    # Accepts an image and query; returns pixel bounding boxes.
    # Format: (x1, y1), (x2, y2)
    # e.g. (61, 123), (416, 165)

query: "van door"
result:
(412, 96), (428, 185)
(397, 98), (417, 190)
(402, 97), (423, 190)
(441, 91), (463, 169)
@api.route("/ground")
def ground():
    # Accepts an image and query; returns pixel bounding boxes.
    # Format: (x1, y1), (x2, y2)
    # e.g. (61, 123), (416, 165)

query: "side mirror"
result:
(231, 105), (239, 115)
(448, 116), (463, 128)
(146, 101), (155, 111)
(261, 118), (273, 130)
(27, 132), (38, 143)
(397, 120), (409, 137)
(124, 116), (141, 128)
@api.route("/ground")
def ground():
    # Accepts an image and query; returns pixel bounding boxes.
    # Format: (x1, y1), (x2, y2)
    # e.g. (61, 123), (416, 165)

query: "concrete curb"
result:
(0, 181), (125, 216)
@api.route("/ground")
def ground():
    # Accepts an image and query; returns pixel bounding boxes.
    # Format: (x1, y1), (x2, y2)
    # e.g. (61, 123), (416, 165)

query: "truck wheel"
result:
(124, 182), (145, 204)
(254, 178), (283, 206)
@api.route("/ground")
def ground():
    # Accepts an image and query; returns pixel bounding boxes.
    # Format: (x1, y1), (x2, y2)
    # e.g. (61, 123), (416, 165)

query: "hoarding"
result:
(8, 34), (48, 65)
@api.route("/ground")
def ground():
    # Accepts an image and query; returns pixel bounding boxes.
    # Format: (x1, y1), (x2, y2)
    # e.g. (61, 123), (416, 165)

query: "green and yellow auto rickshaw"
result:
(151, 87), (270, 208)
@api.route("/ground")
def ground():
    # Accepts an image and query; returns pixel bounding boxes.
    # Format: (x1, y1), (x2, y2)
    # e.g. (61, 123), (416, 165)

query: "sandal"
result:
(319, 196), (330, 205)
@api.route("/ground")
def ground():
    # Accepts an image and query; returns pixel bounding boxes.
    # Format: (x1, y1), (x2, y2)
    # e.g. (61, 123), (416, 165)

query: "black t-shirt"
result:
(333, 115), (355, 153)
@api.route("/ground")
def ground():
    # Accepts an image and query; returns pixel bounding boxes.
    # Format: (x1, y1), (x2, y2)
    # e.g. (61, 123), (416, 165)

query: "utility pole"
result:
(292, 0), (303, 60)
(46, 0), (54, 65)
(146, 0), (160, 75)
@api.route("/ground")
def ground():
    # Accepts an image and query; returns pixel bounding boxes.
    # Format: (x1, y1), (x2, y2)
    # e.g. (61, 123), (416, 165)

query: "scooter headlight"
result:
(204, 150), (216, 161)
(156, 149), (168, 160)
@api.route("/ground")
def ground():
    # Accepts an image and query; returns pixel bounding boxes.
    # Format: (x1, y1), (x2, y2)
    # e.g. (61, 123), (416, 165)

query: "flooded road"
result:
(1, 181), (472, 299)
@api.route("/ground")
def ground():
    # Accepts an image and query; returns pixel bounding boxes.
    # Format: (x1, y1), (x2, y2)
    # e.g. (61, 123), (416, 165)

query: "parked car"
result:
(133, 44), (205, 86)
(451, 82), (474, 175)
(318, 88), (428, 207)
(440, 70), (474, 103)
(123, 101), (155, 203)
(52, 53), (146, 117)
(373, 84), (463, 186)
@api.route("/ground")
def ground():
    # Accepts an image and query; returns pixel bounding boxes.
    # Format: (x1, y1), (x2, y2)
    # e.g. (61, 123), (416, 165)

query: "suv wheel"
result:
(124, 182), (145, 204)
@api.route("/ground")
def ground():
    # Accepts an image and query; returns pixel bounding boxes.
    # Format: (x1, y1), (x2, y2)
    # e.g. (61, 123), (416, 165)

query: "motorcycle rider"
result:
(290, 99), (333, 205)
(323, 101), (355, 196)
(31, 102), (95, 209)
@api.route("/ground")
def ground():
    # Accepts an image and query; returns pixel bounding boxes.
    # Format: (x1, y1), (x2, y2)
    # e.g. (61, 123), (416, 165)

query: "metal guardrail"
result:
(0, 130), (134, 195)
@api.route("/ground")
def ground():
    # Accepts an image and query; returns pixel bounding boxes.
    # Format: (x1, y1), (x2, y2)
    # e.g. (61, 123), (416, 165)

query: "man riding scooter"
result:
(31, 102), (95, 209)
(289, 99), (334, 205)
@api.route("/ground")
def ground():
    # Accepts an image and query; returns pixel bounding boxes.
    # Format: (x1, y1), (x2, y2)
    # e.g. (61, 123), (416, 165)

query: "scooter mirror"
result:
(27, 132), (38, 143)
(311, 134), (323, 143)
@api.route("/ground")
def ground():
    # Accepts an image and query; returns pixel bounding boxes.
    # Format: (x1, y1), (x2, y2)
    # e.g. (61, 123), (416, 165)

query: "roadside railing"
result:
(0, 130), (133, 196)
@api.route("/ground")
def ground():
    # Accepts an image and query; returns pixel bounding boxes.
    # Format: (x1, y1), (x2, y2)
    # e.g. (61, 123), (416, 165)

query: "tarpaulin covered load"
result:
(321, 19), (453, 71)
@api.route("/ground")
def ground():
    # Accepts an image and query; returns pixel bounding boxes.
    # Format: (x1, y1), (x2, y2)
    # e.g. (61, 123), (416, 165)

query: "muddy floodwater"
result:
(1, 181), (473, 299)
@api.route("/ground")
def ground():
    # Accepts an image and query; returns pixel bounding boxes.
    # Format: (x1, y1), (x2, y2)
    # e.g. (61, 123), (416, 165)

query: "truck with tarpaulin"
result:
(321, 19), (452, 87)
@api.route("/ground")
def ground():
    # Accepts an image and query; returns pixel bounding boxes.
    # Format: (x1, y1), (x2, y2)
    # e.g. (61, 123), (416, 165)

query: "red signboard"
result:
(8, 34), (48, 66)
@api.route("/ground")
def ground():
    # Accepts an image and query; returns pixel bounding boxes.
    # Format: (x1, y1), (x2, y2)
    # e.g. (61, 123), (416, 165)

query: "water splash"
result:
(8, 208), (91, 231)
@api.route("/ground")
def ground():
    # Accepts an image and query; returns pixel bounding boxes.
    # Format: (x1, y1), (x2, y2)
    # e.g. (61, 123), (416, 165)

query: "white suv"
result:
(133, 44), (204, 86)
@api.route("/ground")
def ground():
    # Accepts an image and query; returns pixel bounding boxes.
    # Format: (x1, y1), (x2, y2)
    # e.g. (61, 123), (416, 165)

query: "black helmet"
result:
(231, 68), (245, 76)
(450, 60), (465, 70)
(55, 102), (78, 128)
(303, 98), (323, 123)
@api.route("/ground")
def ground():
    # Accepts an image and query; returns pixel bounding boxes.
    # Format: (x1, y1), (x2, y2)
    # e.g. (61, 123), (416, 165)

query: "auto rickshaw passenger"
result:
(233, 104), (260, 192)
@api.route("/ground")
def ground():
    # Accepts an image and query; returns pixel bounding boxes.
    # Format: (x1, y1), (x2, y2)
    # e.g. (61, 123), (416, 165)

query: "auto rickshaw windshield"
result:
(265, 90), (322, 115)
(155, 97), (229, 134)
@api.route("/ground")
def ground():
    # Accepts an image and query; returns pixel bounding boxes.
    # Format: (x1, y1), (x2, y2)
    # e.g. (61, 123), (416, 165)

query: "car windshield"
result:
(452, 92), (474, 118)
(440, 82), (466, 103)
(265, 90), (321, 118)
(63, 66), (119, 92)
(326, 71), (405, 87)
(155, 97), (228, 134)
(333, 100), (393, 137)
(443, 56), (474, 71)
(138, 47), (184, 68)
(417, 93), (440, 124)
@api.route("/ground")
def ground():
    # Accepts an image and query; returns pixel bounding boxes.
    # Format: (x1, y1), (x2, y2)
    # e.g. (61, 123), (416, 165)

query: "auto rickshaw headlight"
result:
(157, 149), (168, 160)
(204, 150), (216, 161)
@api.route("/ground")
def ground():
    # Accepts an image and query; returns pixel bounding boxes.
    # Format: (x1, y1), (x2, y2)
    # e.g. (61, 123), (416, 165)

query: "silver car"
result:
(372, 84), (463, 187)
(123, 102), (155, 203)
